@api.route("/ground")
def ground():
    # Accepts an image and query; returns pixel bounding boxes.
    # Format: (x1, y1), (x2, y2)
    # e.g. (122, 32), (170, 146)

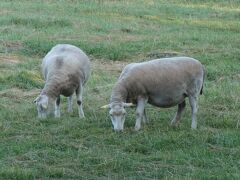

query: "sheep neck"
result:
(110, 82), (128, 103)
(41, 75), (62, 99)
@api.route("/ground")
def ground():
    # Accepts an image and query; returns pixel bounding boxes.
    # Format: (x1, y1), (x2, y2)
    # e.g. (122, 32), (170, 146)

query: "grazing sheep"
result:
(102, 57), (204, 131)
(34, 44), (90, 118)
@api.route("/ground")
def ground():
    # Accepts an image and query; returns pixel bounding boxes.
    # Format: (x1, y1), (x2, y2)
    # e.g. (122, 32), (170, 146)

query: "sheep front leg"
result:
(76, 84), (85, 118)
(54, 96), (61, 118)
(189, 96), (198, 129)
(68, 95), (73, 113)
(135, 97), (147, 131)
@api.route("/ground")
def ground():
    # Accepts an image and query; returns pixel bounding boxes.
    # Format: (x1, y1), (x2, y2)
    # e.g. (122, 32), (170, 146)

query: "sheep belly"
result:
(61, 88), (75, 97)
(60, 83), (78, 97)
(148, 93), (186, 108)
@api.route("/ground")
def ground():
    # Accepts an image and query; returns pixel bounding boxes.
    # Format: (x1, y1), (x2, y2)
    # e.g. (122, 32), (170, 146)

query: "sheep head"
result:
(101, 102), (135, 131)
(33, 94), (49, 119)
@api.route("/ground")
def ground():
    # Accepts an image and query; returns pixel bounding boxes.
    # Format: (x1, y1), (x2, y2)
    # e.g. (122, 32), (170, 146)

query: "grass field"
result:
(0, 0), (240, 179)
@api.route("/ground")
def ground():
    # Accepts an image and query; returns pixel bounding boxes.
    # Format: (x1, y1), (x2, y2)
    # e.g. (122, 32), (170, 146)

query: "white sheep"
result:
(102, 57), (205, 131)
(34, 44), (90, 118)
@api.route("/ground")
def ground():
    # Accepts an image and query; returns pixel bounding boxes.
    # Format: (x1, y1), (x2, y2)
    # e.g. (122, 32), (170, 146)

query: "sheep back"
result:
(117, 57), (204, 107)
(41, 44), (90, 97)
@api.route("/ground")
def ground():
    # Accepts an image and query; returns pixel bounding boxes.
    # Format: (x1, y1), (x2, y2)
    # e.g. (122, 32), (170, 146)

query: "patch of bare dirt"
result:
(0, 40), (23, 54)
(0, 53), (21, 64)
(0, 10), (11, 15)
(0, 88), (40, 99)
(216, 74), (240, 83)
(88, 32), (142, 43)
(146, 51), (183, 59)
(233, 74), (240, 80)
(92, 59), (129, 73)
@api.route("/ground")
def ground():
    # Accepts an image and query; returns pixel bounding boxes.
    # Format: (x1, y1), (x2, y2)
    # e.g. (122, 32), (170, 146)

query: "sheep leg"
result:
(142, 109), (149, 124)
(171, 100), (186, 127)
(189, 96), (198, 129)
(54, 96), (61, 118)
(76, 84), (85, 118)
(68, 95), (73, 113)
(135, 97), (147, 131)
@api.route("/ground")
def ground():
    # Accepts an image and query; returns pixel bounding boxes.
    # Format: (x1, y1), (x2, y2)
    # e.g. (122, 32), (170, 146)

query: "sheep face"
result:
(109, 103), (126, 131)
(33, 95), (49, 118)
(101, 103), (135, 131)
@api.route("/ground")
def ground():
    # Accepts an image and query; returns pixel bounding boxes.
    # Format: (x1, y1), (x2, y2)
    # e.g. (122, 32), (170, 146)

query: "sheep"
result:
(101, 57), (205, 131)
(34, 44), (90, 118)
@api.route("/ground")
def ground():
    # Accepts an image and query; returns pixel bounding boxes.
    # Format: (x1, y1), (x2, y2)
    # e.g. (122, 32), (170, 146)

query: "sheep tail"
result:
(200, 66), (205, 95)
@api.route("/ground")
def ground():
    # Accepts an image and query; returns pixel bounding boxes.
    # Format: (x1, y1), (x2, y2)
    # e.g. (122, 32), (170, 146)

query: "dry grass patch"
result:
(0, 88), (40, 99)
(92, 59), (129, 73)
(0, 53), (21, 64)
(0, 41), (23, 54)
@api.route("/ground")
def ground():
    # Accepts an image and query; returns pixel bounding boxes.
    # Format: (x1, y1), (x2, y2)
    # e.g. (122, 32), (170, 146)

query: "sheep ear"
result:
(33, 96), (40, 103)
(100, 104), (110, 109)
(123, 103), (135, 107)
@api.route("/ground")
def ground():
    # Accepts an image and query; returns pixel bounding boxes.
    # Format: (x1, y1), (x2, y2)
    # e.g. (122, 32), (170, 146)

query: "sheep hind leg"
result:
(171, 100), (186, 127)
(76, 85), (85, 118)
(67, 95), (73, 113)
(142, 109), (149, 124)
(54, 96), (61, 118)
(189, 96), (198, 129)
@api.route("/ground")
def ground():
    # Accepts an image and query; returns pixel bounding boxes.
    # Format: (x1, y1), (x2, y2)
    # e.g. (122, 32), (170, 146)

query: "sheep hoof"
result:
(134, 125), (141, 131)
(191, 124), (197, 130)
(79, 113), (85, 119)
(142, 118), (149, 124)
(171, 120), (179, 127)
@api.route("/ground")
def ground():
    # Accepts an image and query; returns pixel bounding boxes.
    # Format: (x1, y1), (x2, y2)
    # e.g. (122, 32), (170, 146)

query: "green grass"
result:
(0, 0), (240, 179)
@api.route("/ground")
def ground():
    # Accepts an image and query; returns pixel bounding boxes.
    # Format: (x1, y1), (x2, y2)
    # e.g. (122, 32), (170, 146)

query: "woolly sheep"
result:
(34, 44), (90, 118)
(102, 57), (204, 131)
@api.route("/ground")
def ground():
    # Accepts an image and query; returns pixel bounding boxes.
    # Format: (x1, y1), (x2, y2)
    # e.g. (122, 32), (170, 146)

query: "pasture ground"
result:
(0, 0), (240, 179)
